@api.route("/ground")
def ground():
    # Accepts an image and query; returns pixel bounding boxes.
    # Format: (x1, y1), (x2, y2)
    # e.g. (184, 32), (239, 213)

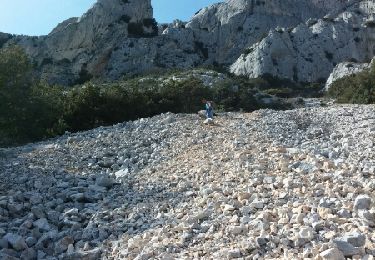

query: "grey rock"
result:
(319, 248), (345, 260)
(337, 208), (352, 218)
(95, 176), (114, 188)
(34, 230), (58, 251)
(66, 248), (101, 260)
(0, 238), (8, 249)
(227, 248), (241, 259)
(3, 233), (27, 251)
(255, 237), (268, 247)
(231, 1), (375, 85)
(20, 248), (36, 260)
(25, 237), (37, 247)
(33, 218), (51, 232)
(29, 194), (43, 205)
(46, 211), (60, 224)
(325, 59), (374, 90)
(37, 250), (46, 259)
(31, 206), (45, 219)
(114, 169), (129, 179)
(54, 236), (74, 254)
(358, 210), (375, 224)
(0, 0), (351, 85)
(340, 232), (366, 247)
(0, 249), (20, 260)
(354, 195), (372, 211)
(7, 204), (23, 215)
(333, 240), (362, 257)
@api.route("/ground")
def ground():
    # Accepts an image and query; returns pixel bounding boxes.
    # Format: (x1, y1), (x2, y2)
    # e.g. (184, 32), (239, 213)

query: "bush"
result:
(327, 64), (375, 103)
(0, 48), (320, 146)
(0, 46), (64, 145)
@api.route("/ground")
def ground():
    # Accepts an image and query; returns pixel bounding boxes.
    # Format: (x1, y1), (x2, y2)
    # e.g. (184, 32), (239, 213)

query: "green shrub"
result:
(327, 64), (375, 103)
(0, 47), (322, 147)
(0, 46), (64, 145)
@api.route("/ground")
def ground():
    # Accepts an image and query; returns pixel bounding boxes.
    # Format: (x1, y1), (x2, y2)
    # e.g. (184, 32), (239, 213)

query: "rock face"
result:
(1, 105), (375, 259)
(231, 0), (375, 83)
(186, 0), (348, 66)
(325, 58), (374, 89)
(0, 0), (360, 86)
(4, 0), (156, 85)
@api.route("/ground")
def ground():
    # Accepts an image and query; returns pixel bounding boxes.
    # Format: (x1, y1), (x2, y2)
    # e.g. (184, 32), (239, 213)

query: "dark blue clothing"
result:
(205, 102), (213, 119)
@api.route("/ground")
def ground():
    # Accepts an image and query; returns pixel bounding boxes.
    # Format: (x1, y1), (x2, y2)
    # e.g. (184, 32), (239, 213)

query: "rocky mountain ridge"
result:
(1, 0), (369, 86)
(231, 0), (375, 83)
(1, 105), (374, 259)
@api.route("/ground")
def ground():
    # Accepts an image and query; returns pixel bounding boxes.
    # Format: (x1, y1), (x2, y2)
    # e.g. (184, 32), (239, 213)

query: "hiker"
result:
(202, 99), (214, 120)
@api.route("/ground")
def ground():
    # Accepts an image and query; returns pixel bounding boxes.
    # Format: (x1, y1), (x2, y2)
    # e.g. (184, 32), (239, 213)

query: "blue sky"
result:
(0, 0), (222, 36)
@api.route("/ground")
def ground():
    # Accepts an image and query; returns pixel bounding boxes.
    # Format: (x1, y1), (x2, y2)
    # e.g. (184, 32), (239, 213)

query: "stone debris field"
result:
(0, 105), (374, 259)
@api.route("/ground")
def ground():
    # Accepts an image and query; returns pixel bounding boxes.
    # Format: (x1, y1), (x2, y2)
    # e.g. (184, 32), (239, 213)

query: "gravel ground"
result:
(0, 105), (374, 259)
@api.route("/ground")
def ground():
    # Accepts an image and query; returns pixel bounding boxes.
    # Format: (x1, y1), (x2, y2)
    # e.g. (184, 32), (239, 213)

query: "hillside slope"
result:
(1, 105), (374, 259)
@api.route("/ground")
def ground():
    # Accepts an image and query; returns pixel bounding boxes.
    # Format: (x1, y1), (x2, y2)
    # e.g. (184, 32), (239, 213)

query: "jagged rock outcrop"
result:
(3, 0), (159, 85)
(186, 0), (349, 66)
(231, 0), (375, 84)
(325, 58), (374, 89)
(1, 0), (373, 86)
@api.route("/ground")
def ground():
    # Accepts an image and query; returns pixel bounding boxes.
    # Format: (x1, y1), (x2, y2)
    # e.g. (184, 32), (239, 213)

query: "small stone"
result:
(3, 233), (27, 251)
(20, 248), (36, 260)
(298, 227), (314, 241)
(333, 240), (362, 257)
(67, 244), (74, 254)
(238, 192), (251, 201)
(255, 237), (268, 247)
(114, 169), (129, 179)
(29, 194), (43, 205)
(229, 225), (244, 235)
(227, 248), (241, 259)
(55, 236), (74, 254)
(37, 250), (46, 259)
(33, 218), (51, 232)
(319, 248), (345, 260)
(7, 204), (23, 215)
(0, 238), (8, 249)
(341, 232), (366, 247)
(318, 207), (332, 219)
(0, 248), (19, 259)
(337, 208), (351, 218)
(250, 200), (264, 209)
(358, 210), (375, 224)
(195, 210), (209, 221)
(222, 204), (235, 213)
(96, 175), (114, 188)
(31, 206), (45, 219)
(25, 237), (37, 247)
(83, 242), (90, 251)
(354, 195), (372, 211)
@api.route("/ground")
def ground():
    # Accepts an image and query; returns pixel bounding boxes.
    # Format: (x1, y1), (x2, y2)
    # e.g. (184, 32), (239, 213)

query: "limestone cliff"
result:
(230, 0), (375, 83)
(3, 0), (156, 85)
(186, 0), (349, 65)
(1, 0), (372, 86)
